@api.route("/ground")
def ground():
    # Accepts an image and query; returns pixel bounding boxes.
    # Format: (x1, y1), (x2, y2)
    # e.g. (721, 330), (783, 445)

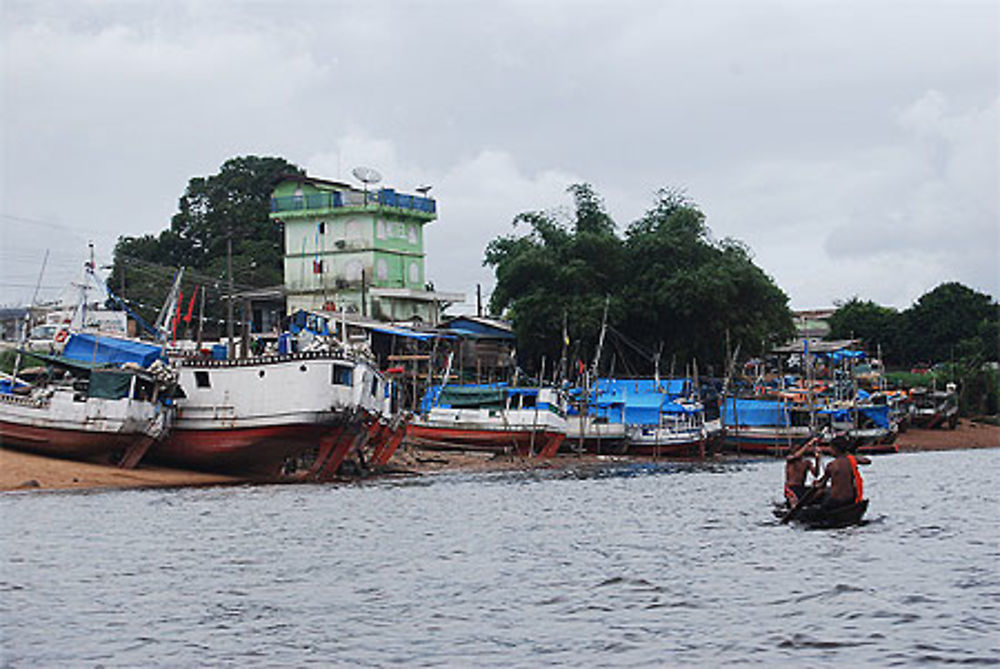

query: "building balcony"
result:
(271, 189), (436, 217)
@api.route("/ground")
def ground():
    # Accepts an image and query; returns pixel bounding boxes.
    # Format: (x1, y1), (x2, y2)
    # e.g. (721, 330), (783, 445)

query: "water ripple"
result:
(2, 449), (999, 666)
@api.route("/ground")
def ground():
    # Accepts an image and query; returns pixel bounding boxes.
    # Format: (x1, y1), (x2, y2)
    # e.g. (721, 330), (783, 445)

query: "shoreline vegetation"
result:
(3, 420), (997, 493)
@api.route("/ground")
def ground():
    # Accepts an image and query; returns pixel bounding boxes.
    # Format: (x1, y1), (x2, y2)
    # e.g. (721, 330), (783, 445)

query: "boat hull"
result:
(0, 418), (147, 463)
(0, 390), (167, 467)
(722, 427), (812, 456)
(794, 499), (869, 528)
(406, 424), (565, 457)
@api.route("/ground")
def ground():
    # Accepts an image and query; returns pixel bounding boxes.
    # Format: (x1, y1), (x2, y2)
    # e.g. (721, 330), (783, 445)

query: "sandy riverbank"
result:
(0, 448), (243, 492)
(895, 419), (999, 451)
(2, 420), (996, 493)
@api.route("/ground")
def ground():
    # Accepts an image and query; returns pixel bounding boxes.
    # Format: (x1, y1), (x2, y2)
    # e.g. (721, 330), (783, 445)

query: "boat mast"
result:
(591, 295), (610, 381)
(13, 249), (50, 381)
(154, 267), (185, 342)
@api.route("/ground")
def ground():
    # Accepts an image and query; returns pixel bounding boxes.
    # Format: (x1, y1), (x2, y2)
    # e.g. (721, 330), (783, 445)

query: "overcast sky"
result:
(2, 0), (997, 314)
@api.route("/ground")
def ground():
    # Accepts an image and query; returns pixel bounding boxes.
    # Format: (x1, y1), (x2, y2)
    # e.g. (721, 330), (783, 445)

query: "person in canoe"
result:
(811, 435), (869, 512)
(784, 437), (821, 507)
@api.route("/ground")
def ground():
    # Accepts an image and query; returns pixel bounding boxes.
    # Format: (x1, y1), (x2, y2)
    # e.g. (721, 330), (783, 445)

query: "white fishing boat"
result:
(151, 344), (395, 480)
(408, 383), (568, 457)
(0, 334), (176, 469)
(625, 397), (710, 456)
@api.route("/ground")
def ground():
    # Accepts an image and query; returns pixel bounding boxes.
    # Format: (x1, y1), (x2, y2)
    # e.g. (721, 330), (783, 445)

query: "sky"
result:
(1, 0), (997, 315)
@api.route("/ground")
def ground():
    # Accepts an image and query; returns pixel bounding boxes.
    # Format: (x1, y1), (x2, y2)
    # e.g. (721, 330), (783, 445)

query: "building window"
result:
(376, 258), (388, 281)
(408, 262), (419, 284)
(408, 225), (418, 244)
(318, 221), (326, 234)
(376, 220), (387, 239)
(194, 371), (211, 388)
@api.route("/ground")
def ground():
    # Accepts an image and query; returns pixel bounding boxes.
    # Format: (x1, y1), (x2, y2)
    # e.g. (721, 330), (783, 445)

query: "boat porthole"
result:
(258, 370), (265, 378)
(300, 365), (307, 372)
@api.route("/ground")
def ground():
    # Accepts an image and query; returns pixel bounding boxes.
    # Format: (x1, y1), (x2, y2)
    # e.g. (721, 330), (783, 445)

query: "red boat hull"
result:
(624, 439), (705, 457)
(0, 419), (138, 464)
(406, 424), (565, 457)
(151, 424), (336, 477)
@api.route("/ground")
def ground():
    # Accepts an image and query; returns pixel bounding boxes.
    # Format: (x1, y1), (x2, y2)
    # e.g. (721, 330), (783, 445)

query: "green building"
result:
(269, 174), (462, 324)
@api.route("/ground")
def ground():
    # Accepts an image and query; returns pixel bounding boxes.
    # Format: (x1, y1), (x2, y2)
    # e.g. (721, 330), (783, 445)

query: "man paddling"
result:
(784, 437), (821, 506)
(812, 435), (867, 511)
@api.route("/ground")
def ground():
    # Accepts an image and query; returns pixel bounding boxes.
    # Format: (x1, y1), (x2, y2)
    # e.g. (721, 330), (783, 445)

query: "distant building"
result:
(441, 315), (516, 379)
(793, 308), (835, 341)
(269, 174), (463, 325)
(0, 307), (29, 342)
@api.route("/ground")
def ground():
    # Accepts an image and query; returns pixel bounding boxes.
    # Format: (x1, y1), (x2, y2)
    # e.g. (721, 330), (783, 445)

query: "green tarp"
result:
(437, 386), (506, 409)
(88, 370), (133, 400)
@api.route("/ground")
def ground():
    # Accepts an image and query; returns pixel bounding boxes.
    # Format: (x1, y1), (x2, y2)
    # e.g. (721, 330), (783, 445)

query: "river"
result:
(2, 448), (998, 666)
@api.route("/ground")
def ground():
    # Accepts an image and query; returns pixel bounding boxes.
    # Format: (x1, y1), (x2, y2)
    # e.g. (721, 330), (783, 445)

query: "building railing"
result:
(271, 189), (436, 215)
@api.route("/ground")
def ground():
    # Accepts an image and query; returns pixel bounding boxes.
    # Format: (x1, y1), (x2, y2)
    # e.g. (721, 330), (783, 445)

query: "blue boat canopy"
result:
(61, 333), (164, 368)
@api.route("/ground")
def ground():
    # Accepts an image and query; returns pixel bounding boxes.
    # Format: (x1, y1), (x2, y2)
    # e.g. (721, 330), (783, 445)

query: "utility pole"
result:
(227, 232), (234, 358)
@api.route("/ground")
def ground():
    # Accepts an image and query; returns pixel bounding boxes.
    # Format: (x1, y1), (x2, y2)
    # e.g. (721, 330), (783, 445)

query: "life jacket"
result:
(846, 454), (864, 503)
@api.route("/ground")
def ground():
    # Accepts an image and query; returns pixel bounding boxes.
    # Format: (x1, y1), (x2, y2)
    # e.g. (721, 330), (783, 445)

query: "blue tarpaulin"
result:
(62, 333), (164, 368)
(830, 350), (866, 362)
(859, 404), (891, 428)
(722, 397), (789, 427)
(586, 378), (698, 426)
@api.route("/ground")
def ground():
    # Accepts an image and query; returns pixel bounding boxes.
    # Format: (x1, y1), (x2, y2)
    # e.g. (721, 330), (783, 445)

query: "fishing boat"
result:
(909, 385), (959, 429)
(407, 383), (567, 457)
(564, 383), (628, 454)
(0, 333), (176, 468)
(619, 378), (710, 457)
(151, 347), (392, 480)
(564, 377), (712, 456)
(720, 395), (813, 455)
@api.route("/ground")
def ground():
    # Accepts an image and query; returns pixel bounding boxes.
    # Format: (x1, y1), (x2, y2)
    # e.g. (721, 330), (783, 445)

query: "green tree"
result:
(485, 184), (625, 369)
(109, 155), (302, 333)
(622, 189), (793, 368)
(485, 185), (794, 375)
(900, 282), (998, 365)
(826, 298), (901, 361)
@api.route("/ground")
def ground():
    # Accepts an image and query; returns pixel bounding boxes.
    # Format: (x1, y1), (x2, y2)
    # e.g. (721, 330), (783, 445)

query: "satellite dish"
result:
(352, 166), (382, 185)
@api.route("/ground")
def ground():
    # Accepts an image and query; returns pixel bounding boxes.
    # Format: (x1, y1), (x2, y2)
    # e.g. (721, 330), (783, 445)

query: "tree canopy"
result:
(826, 298), (900, 353)
(827, 283), (999, 367)
(108, 156), (301, 334)
(484, 184), (794, 375)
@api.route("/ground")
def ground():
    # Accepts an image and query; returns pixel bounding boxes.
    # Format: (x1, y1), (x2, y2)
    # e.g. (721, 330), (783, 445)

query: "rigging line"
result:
(116, 254), (261, 292)
(0, 213), (99, 237)
(605, 324), (655, 362)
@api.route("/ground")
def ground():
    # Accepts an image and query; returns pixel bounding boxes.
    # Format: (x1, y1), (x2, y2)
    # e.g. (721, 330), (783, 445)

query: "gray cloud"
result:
(2, 0), (996, 313)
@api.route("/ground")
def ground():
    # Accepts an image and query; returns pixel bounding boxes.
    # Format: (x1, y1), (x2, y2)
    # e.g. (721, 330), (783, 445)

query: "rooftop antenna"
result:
(352, 166), (382, 204)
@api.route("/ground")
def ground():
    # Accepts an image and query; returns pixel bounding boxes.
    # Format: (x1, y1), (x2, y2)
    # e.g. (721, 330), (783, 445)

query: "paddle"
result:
(781, 484), (821, 524)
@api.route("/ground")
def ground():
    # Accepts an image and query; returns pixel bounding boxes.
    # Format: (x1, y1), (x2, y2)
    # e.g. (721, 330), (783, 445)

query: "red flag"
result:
(183, 286), (199, 323)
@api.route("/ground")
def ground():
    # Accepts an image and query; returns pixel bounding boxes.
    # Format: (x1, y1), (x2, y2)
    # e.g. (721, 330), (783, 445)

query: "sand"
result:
(0, 448), (243, 492)
(2, 419), (996, 493)
(895, 418), (1000, 452)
